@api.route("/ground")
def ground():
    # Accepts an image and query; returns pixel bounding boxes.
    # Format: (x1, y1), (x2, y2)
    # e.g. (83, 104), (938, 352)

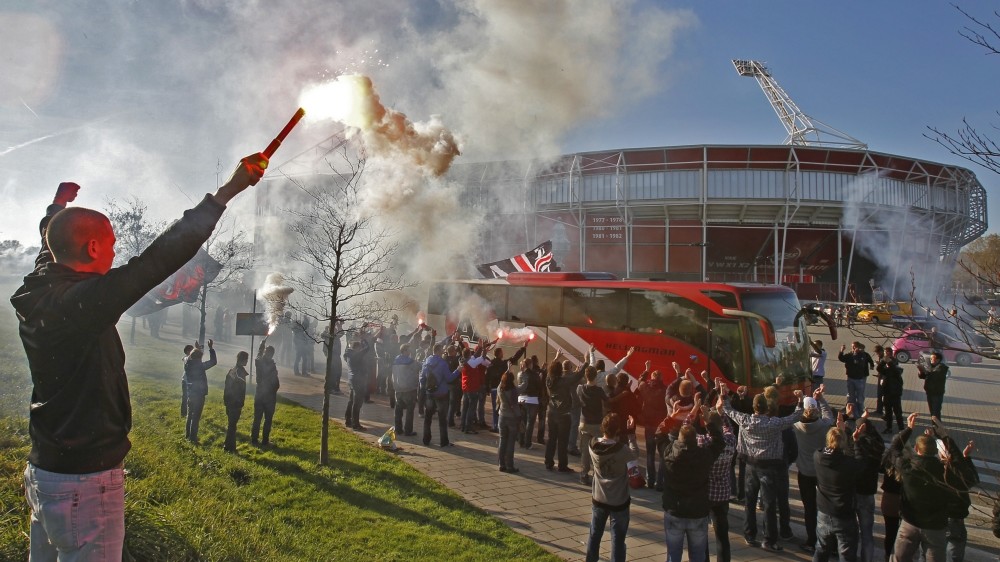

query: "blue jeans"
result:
(24, 463), (126, 562)
(644, 424), (660, 486)
(893, 519), (946, 562)
(586, 504), (629, 562)
(664, 512), (709, 562)
(855, 493), (875, 562)
(498, 416), (519, 469)
(520, 403), (538, 446)
(394, 389), (418, 434)
(489, 388), (499, 430)
(846, 378), (866, 413)
(461, 390), (481, 431)
(815, 512), (858, 562)
(745, 462), (780, 543)
(422, 394), (451, 446)
(185, 384), (207, 442)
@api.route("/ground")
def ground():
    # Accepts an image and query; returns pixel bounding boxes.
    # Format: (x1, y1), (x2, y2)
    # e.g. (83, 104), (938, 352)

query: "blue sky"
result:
(1, 1), (998, 246)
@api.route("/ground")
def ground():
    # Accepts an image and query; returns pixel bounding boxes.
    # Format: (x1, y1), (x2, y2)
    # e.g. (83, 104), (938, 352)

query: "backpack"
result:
(424, 362), (440, 393)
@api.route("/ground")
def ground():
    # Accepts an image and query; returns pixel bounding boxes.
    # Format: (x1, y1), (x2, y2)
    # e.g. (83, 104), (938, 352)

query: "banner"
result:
(477, 241), (558, 278)
(127, 249), (222, 316)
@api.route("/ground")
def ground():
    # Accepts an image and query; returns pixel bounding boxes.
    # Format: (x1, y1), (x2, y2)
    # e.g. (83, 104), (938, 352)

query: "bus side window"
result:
(563, 288), (627, 329)
(508, 286), (562, 325)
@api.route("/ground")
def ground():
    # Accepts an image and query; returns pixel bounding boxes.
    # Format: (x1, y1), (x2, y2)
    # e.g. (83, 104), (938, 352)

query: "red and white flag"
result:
(477, 241), (557, 278)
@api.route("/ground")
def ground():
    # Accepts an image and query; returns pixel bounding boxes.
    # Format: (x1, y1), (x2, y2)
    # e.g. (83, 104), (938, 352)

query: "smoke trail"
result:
(259, 273), (295, 330)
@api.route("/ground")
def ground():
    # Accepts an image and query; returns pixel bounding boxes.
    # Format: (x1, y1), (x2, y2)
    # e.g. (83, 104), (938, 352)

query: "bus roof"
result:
(446, 272), (791, 293)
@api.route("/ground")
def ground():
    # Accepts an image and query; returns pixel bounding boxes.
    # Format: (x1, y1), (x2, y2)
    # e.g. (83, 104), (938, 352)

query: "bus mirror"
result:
(795, 305), (837, 341)
(722, 308), (777, 348)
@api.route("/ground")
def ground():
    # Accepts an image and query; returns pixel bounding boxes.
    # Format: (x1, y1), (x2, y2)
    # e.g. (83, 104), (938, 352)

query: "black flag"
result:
(477, 241), (557, 278)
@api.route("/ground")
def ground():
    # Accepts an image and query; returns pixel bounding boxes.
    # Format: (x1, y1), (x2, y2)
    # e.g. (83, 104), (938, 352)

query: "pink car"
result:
(892, 329), (982, 367)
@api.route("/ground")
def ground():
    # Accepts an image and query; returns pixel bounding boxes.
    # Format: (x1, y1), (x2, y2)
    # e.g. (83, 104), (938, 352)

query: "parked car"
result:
(892, 329), (983, 367)
(857, 301), (913, 324)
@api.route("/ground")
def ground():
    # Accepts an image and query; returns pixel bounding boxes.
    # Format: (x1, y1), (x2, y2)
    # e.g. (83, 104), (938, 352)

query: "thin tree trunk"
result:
(198, 284), (208, 346)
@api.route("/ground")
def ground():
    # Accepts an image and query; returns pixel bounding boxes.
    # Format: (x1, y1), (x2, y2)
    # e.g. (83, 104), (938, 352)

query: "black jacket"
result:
(485, 347), (526, 389)
(661, 425), (725, 518)
(814, 442), (864, 518)
(838, 350), (874, 380)
(918, 362), (949, 396)
(224, 366), (249, 409)
(577, 384), (608, 425)
(11, 196), (225, 474)
(887, 427), (953, 529)
(546, 362), (587, 416)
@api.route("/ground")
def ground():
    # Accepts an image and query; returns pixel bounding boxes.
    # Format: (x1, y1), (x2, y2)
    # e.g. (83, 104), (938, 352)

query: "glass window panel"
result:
(562, 288), (628, 329)
(507, 286), (562, 325)
(470, 284), (508, 321)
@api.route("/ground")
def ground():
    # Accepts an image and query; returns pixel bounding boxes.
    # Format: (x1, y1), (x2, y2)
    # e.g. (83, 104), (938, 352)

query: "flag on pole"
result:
(127, 249), (223, 316)
(477, 241), (558, 278)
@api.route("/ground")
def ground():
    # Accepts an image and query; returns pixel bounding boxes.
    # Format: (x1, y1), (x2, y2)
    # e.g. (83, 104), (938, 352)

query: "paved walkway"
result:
(275, 370), (1000, 562)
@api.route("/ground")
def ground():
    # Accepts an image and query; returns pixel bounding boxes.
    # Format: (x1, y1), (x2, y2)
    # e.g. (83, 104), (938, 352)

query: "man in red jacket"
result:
(14, 155), (265, 561)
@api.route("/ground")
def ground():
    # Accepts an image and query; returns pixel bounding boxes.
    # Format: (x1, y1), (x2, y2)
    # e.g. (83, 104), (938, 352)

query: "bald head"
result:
(46, 207), (116, 273)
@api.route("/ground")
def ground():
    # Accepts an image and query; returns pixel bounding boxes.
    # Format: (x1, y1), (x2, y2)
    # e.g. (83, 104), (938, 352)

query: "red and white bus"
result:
(425, 272), (835, 404)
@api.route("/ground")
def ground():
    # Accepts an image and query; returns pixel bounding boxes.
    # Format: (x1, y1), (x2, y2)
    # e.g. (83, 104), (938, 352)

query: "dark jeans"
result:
(710, 500), (731, 562)
(252, 397), (276, 444)
(927, 393), (944, 420)
(799, 473), (819, 547)
(883, 393), (905, 431)
(586, 504), (629, 562)
(875, 377), (884, 414)
(294, 347), (310, 375)
(893, 519), (946, 562)
(520, 403), (538, 446)
(815, 512), (858, 562)
(185, 389), (206, 442)
(180, 380), (188, 416)
(423, 395), (451, 446)
(344, 380), (365, 427)
(394, 389), (417, 434)
(884, 516), (900, 560)
(224, 404), (242, 451)
(777, 464), (792, 535)
(536, 402), (548, 442)
(731, 454), (747, 499)
(448, 385), (462, 424)
(489, 388), (499, 430)
(644, 425), (661, 485)
(946, 517), (967, 562)
(745, 462), (780, 543)
(544, 412), (572, 469)
(461, 389), (482, 432)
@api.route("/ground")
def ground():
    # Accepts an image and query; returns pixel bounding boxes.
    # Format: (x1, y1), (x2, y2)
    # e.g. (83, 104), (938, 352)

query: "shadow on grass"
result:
(247, 452), (508, 549)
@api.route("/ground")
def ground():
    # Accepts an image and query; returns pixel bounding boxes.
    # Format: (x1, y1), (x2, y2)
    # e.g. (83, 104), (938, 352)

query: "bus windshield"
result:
(740, 291), (811, 387)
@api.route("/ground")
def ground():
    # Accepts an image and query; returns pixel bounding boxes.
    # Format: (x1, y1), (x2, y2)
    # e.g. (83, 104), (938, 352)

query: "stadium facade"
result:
(451, 144), (988, 303)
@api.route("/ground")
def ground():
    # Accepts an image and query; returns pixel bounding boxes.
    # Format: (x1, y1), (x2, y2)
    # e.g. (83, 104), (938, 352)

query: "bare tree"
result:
(926, 5), (1000, 174)
(285, 149), (412, 465)
(192, 219), (255, 345)
(105, 196), (164, 343)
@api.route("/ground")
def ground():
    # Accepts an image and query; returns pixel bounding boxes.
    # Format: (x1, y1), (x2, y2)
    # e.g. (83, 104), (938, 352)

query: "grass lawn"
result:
(0, 278), (557, 562)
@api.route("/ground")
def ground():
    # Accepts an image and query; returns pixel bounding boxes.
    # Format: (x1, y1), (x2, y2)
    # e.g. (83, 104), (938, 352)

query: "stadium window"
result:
(562, 288), (628, 329)
(508, 286), (562, 325)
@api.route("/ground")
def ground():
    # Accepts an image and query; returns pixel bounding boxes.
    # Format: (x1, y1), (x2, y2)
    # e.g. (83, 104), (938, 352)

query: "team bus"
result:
(425, 272), (836, 404)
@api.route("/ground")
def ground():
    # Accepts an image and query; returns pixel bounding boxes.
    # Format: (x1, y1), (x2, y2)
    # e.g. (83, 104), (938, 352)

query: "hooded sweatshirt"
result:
(11, 195), (225, 474)
(391, 353), (420, 393)
(590, 437), (635, 511)
(792, 397), (834, 477)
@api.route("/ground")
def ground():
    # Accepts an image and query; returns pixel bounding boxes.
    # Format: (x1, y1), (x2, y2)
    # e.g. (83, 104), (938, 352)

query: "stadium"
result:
(453, 142), (988, 303)
(449, 60), (988, 303)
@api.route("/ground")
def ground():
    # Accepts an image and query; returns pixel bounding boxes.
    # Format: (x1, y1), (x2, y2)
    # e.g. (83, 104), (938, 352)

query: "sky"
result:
(2, 0), (999, 248)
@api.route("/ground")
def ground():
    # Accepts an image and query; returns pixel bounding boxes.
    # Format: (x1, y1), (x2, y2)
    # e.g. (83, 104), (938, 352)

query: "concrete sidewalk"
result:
(275, 370), (999, 562)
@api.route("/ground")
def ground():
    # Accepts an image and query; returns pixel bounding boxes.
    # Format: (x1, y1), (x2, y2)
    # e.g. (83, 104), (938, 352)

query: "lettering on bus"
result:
(604, 342), (676, 357)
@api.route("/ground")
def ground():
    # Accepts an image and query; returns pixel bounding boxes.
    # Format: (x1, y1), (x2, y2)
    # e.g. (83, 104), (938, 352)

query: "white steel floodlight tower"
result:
(732, 59), (867, 150)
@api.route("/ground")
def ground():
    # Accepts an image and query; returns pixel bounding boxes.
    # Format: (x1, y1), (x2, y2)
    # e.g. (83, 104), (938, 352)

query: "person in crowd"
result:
(292, 316), (313, 377)
(321, 319), (344, 395)
(763, 383), (797, 542)
(496, 369), (521, 472)
(810, 340), (827, 386)
(585, 413), (636, 562)
(421, 343), (462, 447)
(879, 347), (905, 434)
(533, 355), (549, 445)
(445, 341), (464, 428)
(723, 387), (804, 552)
(606, 372), (641, 460)
(13, 158), (264, 557)
(486, 342), (527, 433)
(917, 351), (949, 420)
(696, 387), (737, 562)
(375, 317), (400, 402)
(932, 418), (979, 562)
(343, 338), (372, 431)
(661, 392), (725, 562)
(545, 350), (588, 472)
(728, 384), (754, 503)
(813, 422), (864, 562)
(252, 340), (280, 447)
(880, 439), (904, 561)
(853, 415), (886, 562)
(577, 344), (634, 456)
(223, 351), (250, 453)
(636, 361), (669, 490)
(577, 365), (610, 485)
(181, 344), (195, 417)
(460, 343), (491, 434)
(392, 343), (421, 436)
(839, 341), (874, 414)
(184, 339), (218, 444)
(886, 412), (954, 562)
(517, 358), (542, 449)
(793, 385), (834, 554)
(872, 345), (889, 417)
